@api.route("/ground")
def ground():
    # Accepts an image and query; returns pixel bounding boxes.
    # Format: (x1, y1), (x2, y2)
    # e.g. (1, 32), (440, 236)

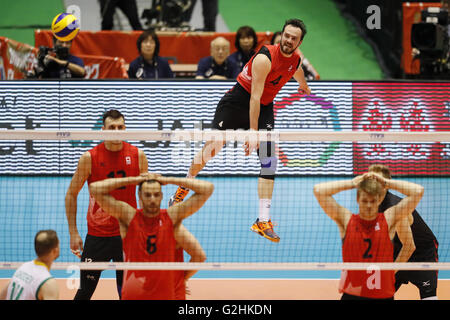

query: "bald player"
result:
(0, 230), (60, 300)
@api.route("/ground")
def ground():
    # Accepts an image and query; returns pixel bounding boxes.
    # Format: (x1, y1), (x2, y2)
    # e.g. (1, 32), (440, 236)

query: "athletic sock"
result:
(258, 199), (272, 222)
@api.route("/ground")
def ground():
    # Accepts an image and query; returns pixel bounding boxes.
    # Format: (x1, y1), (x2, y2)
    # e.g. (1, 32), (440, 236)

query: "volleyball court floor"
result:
(0, 176), (449, 299)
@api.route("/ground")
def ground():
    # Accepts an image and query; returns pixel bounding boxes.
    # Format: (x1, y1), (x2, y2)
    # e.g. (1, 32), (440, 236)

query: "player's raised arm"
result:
(164, 177), (214, 225)
(394, 217), (416, 263)
(89, 174), (151, 226)
(368, 172), (424, 230)
(174, 224), (206, 282)
(314, 175), (366, 237)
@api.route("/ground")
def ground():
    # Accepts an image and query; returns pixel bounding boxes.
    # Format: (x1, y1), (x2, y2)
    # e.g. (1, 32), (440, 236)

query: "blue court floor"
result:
(1, 176), (449, 279)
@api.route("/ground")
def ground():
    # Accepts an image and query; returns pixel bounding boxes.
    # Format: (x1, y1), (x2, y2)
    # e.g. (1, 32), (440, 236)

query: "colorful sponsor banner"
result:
(0, 81), (448, 176)
(0, 81), (353, 176)
(353, 82), (450, 175)
(274, 82), (353, 175)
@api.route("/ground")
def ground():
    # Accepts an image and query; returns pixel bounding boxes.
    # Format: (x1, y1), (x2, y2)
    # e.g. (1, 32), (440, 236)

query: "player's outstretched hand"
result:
(298, 82), (311, 95)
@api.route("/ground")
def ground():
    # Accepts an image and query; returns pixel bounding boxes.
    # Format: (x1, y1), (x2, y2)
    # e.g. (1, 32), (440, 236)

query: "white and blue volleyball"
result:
(51, 13), (80, 41)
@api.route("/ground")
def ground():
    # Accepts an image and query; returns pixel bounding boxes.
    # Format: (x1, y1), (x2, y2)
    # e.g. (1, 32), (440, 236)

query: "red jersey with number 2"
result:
(339, 213), (395, 299)
(236, 43), (301, 105)
(122, 209), (177, 300)
(87, 142), (140, 237)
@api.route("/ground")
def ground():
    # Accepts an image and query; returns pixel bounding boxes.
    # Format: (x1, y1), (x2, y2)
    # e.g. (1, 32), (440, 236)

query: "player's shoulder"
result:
(77, 150), (92, 164)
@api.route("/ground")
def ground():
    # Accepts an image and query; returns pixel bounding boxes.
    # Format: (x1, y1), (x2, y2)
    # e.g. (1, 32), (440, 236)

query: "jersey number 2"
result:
(363, 238), (373, 259)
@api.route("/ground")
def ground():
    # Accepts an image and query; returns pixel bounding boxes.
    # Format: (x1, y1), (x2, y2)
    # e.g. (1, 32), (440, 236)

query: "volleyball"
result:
(51, 13), (80, 42)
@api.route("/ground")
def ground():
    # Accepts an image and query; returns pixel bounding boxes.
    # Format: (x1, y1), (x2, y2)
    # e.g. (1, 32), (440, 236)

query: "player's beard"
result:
(280, 40), (297, 55)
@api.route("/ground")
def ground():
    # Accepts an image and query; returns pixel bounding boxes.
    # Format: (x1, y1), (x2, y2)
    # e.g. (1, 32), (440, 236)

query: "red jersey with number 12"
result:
(339, 213), (395, 299)
(87, 141), (140, 237)
(122, 209), (177, 300)
(236, 43), (301, 105)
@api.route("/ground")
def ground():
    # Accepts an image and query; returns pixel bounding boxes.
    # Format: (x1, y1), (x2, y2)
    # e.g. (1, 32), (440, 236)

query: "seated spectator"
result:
(128, 29), (174, 79)
(271, 31), (320, 80)
(229, 25), (258, 72)
(37, 37), (86, 79)
(196, 36), (239, 80)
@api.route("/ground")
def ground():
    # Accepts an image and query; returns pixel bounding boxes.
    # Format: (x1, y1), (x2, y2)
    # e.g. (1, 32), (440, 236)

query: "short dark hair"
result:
(235, 25), (258, 51)
(282, 19), (307, 41)
(137, 29), (160, 57)
(34, 230), (59, 257)
(102, 109), (125, 125)
(138, 179), (161, 192)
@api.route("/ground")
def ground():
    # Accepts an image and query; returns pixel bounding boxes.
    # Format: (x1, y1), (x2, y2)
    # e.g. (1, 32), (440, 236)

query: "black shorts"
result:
(212, 82), (274, 131)
(341, 293), (394, 300)
(81, 234), (124, 263)
(395, 247), (439, 299)
(74, 234), (124, 300)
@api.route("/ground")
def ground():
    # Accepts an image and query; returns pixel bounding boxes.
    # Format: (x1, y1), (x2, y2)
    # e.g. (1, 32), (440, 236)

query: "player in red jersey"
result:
(169, 19), (311, 243)
(314, 172), (424, 300)
(89, 173), (214, 300)
(65, 109), (148, 300)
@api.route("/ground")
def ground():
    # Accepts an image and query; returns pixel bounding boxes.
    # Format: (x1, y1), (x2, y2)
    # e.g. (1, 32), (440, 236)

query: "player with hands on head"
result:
(314, 171), (424, 300)
(89, 172), (214, 300)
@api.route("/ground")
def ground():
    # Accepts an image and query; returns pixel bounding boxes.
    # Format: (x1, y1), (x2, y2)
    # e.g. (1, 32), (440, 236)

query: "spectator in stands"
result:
(229, 26), (258, 72)
(271, 31), (320, 80)
(99, 0), (143, 30)
(196, 36), (239, 80)
(37, 37), (86, 79)
(128, 29), (174, 79)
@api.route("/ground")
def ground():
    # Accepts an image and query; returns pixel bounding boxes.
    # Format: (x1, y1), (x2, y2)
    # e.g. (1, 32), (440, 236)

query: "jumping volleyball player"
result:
(169, 19), (311, 242)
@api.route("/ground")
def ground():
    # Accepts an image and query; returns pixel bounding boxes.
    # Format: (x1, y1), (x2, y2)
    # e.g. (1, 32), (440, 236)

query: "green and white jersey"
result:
(6, 260), (53, 300)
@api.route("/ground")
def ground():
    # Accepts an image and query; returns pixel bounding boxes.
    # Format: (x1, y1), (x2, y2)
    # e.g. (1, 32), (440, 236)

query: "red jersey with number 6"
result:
(339, 213), (395, 299)
(236, 43), (301, 105)
(87, 141), (140, 237)
(122, 209), (177, 300)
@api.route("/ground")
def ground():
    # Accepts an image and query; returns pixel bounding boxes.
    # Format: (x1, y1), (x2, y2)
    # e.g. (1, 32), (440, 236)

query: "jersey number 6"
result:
(146, 235), (157, 254)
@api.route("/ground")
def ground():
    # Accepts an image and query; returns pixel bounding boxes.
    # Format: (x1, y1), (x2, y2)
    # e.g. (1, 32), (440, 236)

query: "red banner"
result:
(353, 82), (450, 175)
(0, 37), (37, 79)
(77, 54), (127, 79)
(0, 36), (127, 79)
(34, 30), (274, 64)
